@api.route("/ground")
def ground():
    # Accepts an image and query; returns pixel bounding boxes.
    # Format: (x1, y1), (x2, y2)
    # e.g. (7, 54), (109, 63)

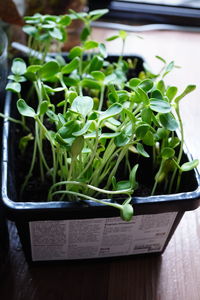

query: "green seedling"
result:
(3, 9), (199, 221)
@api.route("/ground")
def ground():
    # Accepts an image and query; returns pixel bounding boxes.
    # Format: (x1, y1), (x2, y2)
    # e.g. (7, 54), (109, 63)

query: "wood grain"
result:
(0, 27), (200, 300)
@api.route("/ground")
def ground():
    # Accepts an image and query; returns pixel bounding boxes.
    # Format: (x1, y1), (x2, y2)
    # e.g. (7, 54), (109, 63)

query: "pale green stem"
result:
(98, 85), (105, 111)
(0, 113), (28, 130)
(77, 128), (99, 179)
(169, 105), (184, 193)
(35, 116), (57, 184)
(59, 76), (69, 114)
(90, 140), (116, 185)
(49, 190), (123, 211)
(35, 121), (44, 181)
(48, 180), (132, 200)
(106, 146), (129, 189)
(151, 159), (165, 195)
(20, 125), (37, 197)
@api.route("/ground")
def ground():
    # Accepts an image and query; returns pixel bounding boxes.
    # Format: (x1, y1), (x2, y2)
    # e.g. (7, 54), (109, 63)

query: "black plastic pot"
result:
(0, 28), (9, 275)
(1, 56), (200, 263)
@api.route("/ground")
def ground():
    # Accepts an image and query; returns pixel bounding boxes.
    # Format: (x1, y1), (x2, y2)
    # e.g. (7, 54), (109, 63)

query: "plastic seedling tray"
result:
(1, 56), (200, 263)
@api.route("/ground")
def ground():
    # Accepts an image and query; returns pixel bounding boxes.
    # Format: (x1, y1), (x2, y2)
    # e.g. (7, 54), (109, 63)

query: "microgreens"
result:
(4, 9), (199, 221)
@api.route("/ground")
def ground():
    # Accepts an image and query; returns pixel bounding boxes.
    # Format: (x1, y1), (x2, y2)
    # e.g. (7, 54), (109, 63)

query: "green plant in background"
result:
(5, 9), (199, 221)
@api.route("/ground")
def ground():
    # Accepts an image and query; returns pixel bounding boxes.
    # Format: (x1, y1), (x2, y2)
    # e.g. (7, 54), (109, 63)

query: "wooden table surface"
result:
(0, 26), (200, 300)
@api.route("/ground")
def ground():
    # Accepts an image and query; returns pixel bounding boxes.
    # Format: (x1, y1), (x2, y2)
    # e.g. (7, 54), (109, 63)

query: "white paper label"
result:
(29, 212), (177, 261)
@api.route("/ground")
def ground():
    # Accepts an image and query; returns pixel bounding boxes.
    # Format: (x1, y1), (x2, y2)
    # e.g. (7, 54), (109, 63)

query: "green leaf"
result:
(68, 10), (87, 21)
(73, 120), (94, 136)
(80, 26), (91, 42)
(55, 133), (75, 147)
(8, 75), (26, 83)
(63, 77), (78, 87)
(138, 79), (153, 92)
(166, 86), (178, 101)
(104, 73), (117, 85)
(136, 143), (150, 157)
(112, 176), (117, 190)
(117, 91), (129, 103)
(119, 30), (127, 40)
(19, 133), (34, 154)
(180, 159), (199, 172)
(100, 132), (120, 140)
(106, 35), (119, 41)
(26, 65), (41, 74)
(159, 113), (178, 131)
(25, 72), (37, 82)
(161, 147), (175, 159)
(38, 101), (48, 116)
(58, 120), (80, 138)
(89, 55), (104, 72)
(61, 57), (80, 74)
(108, 84), (119, 102)
(135, 124), (150, 139)
(71, 136), (84, 158)
(114, 131), (129, 147)
(98, 43), (107, 58)
(43, 84), (65, 94)
(163, 61), (174, 77)
(120, 204), (133, 221)
(23, 25), (37, 36)
(24, 15), (41, 24)
(99, 103), (122, 122)
(84, 40), (99, 50)
(81, 78), (101, 90)
(71, 96), (94, 118)
(155, 55), (166, 64)
(129, 164), (139, 189)
(69, 46), (83, 59)
(91, 71), (105, 81)
(156, 128), (169, 140)
(142, 131), (154, 146)
(105, 117), (121, 126)
(46, 110), (59, 122)
(11, 58), (27, 75)
(116, 181), (131, 190)
(25, 65), (42, 81)
(84, 131), (100, 139)
(58, 113), (69, 126)
(141, 107), (152, 124)
(128, 78), (141, 88)
(49, 27), (63, 41)
(6, 82), (21, 93)
(42, 23), (55, 29)
(168, 137), (180, 148)
(59, 15), (71, 26)
(43, 15), (57, 22)
(150, 99), (171, 113)
(174, 85), (196, 103)
(151, 89), (163, 100)
(38, 61), (60, 81)
(17, 99), (36, 117)
(123, 108), (136, 123)
(89, 9), (109, 18)
(55, 55), (66, 66)
(157, 80), (165, 93)
(68, 91), (78, 105)
(135, 87), (149, 105)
